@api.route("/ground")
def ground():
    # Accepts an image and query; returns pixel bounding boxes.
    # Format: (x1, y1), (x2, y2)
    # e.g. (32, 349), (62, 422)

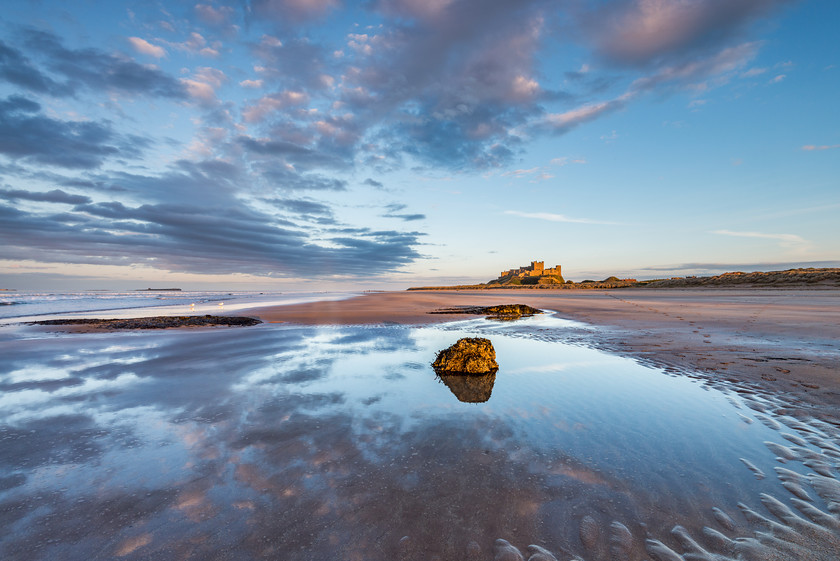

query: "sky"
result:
(0, 0), (838, 290)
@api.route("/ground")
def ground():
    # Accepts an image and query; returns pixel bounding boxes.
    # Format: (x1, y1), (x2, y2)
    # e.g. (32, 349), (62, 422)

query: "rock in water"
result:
(432, 338), (499, 374)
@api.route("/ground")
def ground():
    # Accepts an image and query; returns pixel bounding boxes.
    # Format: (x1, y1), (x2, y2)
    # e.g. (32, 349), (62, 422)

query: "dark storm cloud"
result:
(0, 95), (133, 169)
(582, 0), (792, 67)
(0, 187), (91, 205)
(0, 28), (187, 99)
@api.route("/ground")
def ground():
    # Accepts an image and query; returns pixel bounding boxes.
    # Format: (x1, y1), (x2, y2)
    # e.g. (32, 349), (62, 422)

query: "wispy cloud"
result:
(801, 144), (840, 151)
(505, 210), (619, 225)
(712, 229), (807, 248)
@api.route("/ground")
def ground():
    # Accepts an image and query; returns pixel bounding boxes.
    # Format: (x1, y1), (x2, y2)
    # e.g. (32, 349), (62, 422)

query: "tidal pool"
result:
(0, 315), (838, 560)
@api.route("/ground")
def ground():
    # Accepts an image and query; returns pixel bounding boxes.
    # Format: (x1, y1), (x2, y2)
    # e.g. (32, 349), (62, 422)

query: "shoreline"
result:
(244, 288), (840, 414)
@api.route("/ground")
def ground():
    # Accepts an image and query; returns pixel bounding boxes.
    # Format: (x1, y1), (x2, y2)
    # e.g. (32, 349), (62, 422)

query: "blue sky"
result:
(0, 0), (838, 290)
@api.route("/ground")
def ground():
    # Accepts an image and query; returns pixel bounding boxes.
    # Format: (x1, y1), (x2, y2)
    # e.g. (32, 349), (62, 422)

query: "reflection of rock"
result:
(438, 372), (496, 403)
(432, 337), (498, 374)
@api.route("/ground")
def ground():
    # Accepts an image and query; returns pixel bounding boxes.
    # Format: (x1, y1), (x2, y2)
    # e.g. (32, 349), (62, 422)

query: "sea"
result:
(0, 290), (355, 323)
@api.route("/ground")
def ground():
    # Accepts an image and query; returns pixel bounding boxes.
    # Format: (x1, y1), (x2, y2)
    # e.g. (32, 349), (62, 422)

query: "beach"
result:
(2, 288), (840, 560)
(248, 288), (840, 414)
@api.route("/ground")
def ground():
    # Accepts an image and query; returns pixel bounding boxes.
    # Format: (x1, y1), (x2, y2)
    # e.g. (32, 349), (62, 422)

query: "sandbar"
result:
(246, 288), (840, 413)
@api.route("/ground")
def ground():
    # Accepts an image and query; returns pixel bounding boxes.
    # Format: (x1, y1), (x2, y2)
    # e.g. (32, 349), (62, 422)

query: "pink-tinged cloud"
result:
(539, 94), (632, 134)
(242, 91), (309, 122)
(802, 144), (840, 151)
(127, 37), (166, 58)
(195, 3), (235, 26)
(251, 0), (340, 22)
(589, 0), (790, 66)
(181, 67), (228, 104)
(630, 41), (759, 92)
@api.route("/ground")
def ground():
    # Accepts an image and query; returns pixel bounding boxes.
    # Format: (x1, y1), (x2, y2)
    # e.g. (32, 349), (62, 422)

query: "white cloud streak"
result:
(712, 229), (807, 246)
(505, 210), (619, 225)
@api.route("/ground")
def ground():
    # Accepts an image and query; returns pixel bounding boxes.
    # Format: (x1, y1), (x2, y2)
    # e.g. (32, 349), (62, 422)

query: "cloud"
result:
(241, 90), (308, 122)
(363, 178), (384, 189)
(0, 188), (91, 205)
(0, 95), (143, 169)
(504, 210), (619, 225)
(0, 38), (73, 96)
(15, 28), (188, 99)
(195, 4), (236, 26)
(238, 135), (349, 173)
(127, 37), (166, 58)
(712, 229), (807, 248)
(537, 95), (631, 135)
(382, 203), (426, 221)
(629, 41), (760, 92)
(249, 0), (340, 23)
(264, 198), (334, 217)
(769, 73), (786, 84)
(741, 66), (767, 77)
(181, 67), (228, 105)
(328, 0), (552, 168)
(163, 32), (221, 57)
(801, 144), (840, 151)
(251, 36), (336, 91)
(585, 0), (792, 67)
(550, 157), (586, 166)
(0, 154), (424, 278)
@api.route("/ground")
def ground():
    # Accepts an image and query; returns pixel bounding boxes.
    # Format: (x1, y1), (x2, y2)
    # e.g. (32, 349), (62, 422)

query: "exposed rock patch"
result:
(430, 304), (542, 321)
(432, 337), (498, 374)
(28, 315), (261, 330)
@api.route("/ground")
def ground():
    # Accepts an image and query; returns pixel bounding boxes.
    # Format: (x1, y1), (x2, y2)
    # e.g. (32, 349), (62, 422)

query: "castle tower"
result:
(531, 261), (544, 273)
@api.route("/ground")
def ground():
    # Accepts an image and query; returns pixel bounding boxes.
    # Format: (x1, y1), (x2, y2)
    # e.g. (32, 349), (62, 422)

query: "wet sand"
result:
(247, 288), (840, 413)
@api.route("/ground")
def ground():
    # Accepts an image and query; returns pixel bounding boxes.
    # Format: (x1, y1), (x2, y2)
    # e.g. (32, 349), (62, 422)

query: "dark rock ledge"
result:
(27, 315), (261, 330)
(429, 304), (542, 320)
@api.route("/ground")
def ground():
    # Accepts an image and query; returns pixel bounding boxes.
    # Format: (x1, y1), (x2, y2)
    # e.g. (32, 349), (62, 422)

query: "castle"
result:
(499, 260), (562, 280)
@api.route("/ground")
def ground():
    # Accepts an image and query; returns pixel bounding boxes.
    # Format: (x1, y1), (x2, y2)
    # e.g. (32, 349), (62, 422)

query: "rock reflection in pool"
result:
(437, 371), (497, 403)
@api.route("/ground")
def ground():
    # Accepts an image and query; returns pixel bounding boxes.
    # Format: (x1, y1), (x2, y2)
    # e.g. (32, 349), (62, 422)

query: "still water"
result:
(0, 314), (838, 560)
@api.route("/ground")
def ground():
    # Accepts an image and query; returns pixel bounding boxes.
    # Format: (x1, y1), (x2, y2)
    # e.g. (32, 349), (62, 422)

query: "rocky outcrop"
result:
(432, 337), (498, 374)
(430, 304), (541, 320)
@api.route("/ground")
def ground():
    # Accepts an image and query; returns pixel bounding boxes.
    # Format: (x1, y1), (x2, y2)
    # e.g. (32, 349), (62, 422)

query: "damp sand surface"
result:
(247, 288), (840, 414)
(1, 315), (840, 560)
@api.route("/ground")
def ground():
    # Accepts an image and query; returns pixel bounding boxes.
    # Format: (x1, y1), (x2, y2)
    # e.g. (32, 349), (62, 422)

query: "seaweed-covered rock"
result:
(429, 304), (541, 321)
(432, 337), (498, 374)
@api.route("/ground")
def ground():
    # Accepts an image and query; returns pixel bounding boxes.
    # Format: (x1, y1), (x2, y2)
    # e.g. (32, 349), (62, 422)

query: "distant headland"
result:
(408, 261), (840, 290)
(135, 288), (182, 291)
